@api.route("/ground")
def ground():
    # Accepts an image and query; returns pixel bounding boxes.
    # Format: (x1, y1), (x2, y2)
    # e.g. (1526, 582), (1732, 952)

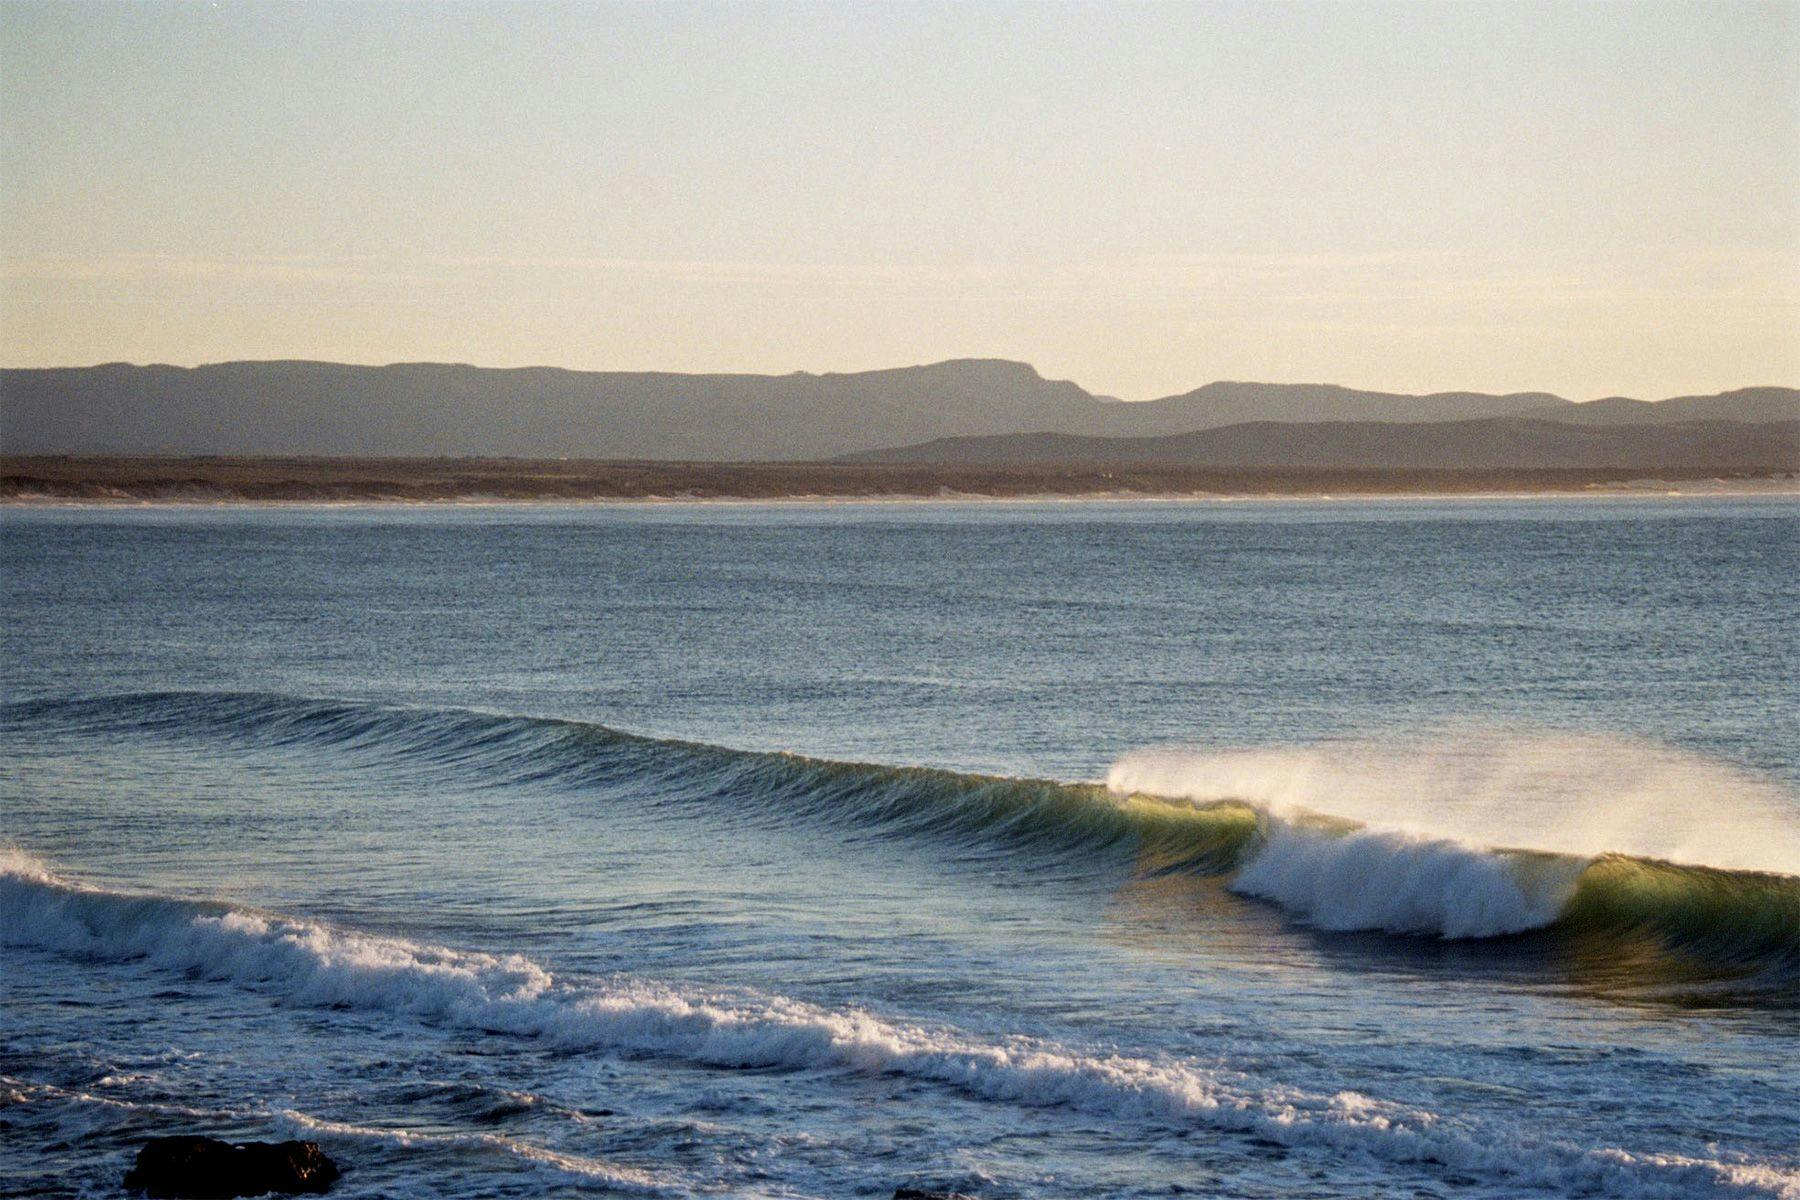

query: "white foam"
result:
(275, 1112), (678, 1194)
(1229, 819), (1579, 938)
(0, 1073), (247, 1122)
(3, 851), (1793, 1198)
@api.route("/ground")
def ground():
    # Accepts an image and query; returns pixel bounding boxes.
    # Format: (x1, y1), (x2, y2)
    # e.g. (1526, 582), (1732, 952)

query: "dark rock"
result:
(124, 1137), (340, 1198)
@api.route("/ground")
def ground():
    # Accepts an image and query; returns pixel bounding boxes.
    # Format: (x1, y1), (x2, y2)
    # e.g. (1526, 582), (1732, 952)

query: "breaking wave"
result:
(3, 691), (1797, 983)
(2, 850), (1794, 1199)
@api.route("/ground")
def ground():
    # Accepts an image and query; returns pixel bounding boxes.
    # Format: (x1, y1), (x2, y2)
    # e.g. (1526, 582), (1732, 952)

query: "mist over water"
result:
(3, 497), (1796, 1199)
(1108, 727), (1800, 874)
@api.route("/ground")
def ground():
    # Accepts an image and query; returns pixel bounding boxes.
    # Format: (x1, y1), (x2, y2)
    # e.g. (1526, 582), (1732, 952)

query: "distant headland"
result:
(2, 362), (1794, 502)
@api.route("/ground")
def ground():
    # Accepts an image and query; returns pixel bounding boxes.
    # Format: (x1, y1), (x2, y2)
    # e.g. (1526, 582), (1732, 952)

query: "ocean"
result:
(2, 496), (1796, 1199)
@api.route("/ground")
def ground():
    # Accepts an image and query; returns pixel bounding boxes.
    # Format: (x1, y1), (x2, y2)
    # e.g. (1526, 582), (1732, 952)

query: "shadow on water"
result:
(1100, 855), (1800, 1027)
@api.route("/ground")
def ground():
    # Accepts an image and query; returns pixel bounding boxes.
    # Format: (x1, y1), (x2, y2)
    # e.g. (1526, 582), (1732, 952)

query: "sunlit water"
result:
(2, 497), (1797, 1199)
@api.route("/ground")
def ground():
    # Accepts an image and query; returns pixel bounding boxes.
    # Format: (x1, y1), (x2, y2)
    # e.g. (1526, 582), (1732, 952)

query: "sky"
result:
(2, 0), (1796, 401)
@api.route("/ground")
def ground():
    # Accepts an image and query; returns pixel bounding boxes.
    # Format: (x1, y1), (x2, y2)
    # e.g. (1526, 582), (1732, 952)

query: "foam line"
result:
(274, 1112), (680, 1193)
(3, 852), (1793, 1199)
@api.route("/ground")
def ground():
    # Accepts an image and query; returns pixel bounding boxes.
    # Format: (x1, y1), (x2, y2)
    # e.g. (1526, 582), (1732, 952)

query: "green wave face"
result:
(694, 749), (1267, 878)
(1559, 855), (1800, 980)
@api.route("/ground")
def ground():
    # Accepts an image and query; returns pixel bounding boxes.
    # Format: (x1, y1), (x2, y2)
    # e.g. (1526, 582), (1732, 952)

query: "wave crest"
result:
(5, 692), (1798, 978)
(1230, 821), (1585, 938)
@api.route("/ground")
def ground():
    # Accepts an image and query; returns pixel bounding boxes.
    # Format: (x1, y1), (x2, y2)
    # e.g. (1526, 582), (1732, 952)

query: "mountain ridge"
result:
(2, 359), (1794, 461)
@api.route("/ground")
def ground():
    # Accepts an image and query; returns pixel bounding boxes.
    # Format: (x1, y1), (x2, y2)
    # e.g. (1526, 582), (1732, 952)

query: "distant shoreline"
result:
(3, 457), (1796, 506)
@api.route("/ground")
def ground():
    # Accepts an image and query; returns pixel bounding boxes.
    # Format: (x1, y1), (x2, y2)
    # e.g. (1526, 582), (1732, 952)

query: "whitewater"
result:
(3, 497), (1797, 1198)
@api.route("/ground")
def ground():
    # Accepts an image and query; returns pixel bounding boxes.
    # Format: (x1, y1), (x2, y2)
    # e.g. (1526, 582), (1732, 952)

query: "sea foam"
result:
(3, 850), (1793, 1199)
(1229, 820), (1580, 938)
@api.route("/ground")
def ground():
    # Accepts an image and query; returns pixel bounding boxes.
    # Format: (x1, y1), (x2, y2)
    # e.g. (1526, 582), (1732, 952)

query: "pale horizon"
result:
(4, 0), (1797, 402)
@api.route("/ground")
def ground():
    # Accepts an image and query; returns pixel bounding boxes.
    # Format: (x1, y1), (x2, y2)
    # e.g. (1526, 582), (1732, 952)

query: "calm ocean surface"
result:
(3, 497), (1797, 1199)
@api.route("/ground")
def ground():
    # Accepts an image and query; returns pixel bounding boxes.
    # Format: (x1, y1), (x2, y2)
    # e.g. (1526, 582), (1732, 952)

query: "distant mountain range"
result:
(1, 359), (1795, 468)
(842, 418), (1800, 471)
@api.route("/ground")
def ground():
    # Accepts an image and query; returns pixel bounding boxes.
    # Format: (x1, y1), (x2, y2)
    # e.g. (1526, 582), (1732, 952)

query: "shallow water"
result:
(3, 497), (1797, 1198)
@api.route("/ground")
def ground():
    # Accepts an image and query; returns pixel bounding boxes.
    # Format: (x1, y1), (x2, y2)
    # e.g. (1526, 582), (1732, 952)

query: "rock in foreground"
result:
(124, 1137), (340, 1198)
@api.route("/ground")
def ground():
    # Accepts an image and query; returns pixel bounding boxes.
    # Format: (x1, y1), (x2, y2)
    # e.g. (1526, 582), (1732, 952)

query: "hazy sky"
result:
(3, 0), (1796, 400)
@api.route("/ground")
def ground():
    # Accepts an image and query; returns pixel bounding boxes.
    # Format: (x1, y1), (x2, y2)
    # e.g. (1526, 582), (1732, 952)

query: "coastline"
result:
(4, 457), (1795, 507)
(6, 488), (1799, 509)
